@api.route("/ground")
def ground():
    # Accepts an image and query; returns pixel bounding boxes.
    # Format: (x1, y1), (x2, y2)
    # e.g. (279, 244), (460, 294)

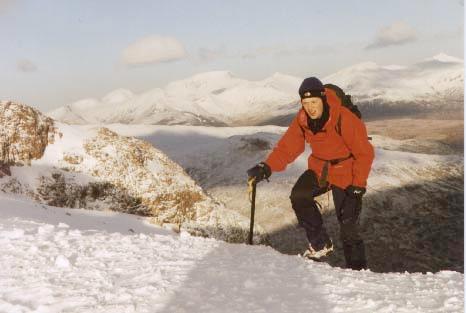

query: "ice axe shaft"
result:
(247, 177), (257, 245)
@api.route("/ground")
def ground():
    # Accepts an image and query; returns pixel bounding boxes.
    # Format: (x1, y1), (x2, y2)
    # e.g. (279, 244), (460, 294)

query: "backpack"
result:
(323, 84), (363, 137)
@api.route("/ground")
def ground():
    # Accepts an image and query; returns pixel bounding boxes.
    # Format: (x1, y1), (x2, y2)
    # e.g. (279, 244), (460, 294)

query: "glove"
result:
(247, 162), (271, 183)
(345, 185), (366, 198)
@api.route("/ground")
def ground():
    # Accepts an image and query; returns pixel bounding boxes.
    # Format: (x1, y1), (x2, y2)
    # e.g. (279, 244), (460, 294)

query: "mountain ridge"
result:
(46, 53), (464, 126)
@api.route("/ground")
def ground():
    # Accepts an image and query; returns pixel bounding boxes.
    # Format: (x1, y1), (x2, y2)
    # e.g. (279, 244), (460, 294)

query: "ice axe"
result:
(247, 177), (257, 245)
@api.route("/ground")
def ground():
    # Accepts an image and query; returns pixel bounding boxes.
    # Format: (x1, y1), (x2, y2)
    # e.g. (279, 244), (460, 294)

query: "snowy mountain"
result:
(0, 101), (261, 242)
(0, 195), (463, 312)
(325, 53), (464, 117)
(48, 71), (301, 126)
(47, 53), (463, 126)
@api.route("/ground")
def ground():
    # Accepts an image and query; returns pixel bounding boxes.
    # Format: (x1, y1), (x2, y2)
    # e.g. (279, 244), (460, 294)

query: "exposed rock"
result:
(35, 171), (147, 215)
(80, 127), (213, 224)
(0, 101), (60, 166)
(0, 162), (11, 178)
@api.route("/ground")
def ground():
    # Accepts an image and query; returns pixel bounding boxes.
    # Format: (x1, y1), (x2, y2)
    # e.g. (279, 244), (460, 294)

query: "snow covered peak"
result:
(190, 70), (236, 81)
(69, 98), (100, 111)
(381, 64), (407, 71)
(164, 70), (243, 98)
(343, 61), (380, 72)
(415, 53), (464, 70)
(166, 70), (239, 92)
(102, 88), (134, 104)
(48, 69), (303, 126)
(258, 72), (302, 97)
(269, 72), (300, 81)
(323, 62), (381, 88)
(324, 54), (464, 104)
(429, 53), (463, 64)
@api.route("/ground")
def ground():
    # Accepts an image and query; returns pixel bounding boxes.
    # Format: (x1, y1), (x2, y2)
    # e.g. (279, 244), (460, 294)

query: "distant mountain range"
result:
(47, 53), (464, 126)
(325, 53), (464, 119)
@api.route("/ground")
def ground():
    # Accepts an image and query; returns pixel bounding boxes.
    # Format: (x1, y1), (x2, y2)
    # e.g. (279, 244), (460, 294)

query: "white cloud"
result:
(121, 35), (186, 66)
(17, 59), (37, 72)
(366, 21), (417, 49)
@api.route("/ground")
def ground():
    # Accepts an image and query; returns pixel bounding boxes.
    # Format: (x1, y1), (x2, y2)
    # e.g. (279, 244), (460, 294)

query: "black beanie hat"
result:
(299, 77), (325, 99)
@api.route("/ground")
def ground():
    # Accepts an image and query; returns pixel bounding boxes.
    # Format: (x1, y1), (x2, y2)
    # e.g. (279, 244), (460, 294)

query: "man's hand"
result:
(345, 185), (366, 198)
(247, 162), (271, 183)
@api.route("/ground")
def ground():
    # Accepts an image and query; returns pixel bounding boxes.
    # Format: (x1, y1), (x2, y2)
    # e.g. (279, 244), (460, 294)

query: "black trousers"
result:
(290, 169), (366, 269)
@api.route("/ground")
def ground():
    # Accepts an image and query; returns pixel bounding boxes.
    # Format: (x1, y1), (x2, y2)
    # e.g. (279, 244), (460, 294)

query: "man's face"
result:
(301, 97), (323, 119)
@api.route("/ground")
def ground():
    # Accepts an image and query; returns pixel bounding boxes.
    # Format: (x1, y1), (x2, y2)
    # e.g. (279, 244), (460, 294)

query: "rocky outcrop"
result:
(0, 101), (264, 243)
(0, 101), (60, 167)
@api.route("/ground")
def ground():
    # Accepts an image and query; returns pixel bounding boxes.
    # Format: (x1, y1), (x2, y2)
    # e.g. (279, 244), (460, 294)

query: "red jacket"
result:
(265, 88), (375, 189)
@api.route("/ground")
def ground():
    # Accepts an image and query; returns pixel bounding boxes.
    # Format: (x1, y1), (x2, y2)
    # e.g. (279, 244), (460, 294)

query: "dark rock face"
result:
(0, 162), (11, 178)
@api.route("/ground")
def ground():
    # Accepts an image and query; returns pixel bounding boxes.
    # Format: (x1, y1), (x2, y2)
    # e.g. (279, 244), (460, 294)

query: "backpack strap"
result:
(335, 114), (342, 136)
(335, 113), (372, 140)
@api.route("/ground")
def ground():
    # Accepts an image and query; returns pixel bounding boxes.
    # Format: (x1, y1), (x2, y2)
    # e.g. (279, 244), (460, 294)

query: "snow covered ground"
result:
(0, 194), (463, 313)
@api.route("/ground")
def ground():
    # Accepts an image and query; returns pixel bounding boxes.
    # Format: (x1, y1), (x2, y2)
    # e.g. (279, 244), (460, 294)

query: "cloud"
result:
(17, 59), (37, 72)
(366, 21), (417, 49)
(121, 35), (186, 66)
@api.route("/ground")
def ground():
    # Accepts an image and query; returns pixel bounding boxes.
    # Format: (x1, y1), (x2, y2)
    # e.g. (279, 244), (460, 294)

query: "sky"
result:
(0, 0), (464, 112)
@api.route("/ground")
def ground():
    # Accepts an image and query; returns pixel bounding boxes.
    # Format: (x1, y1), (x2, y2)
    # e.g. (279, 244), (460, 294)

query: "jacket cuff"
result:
(260, 162), (272, 178)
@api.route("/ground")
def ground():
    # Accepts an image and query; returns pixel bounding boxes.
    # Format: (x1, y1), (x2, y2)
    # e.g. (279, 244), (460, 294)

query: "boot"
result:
(302, 239), (334, 261)
(343, 241), (367, 270)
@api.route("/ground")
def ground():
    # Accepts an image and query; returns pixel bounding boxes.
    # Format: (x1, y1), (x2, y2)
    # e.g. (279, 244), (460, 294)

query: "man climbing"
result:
(247, 77), (374, 270)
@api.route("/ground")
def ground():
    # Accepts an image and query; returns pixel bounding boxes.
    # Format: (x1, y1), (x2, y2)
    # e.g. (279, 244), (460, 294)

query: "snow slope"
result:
(0, 194), (463, 313)
(47, 53), (463, 126)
